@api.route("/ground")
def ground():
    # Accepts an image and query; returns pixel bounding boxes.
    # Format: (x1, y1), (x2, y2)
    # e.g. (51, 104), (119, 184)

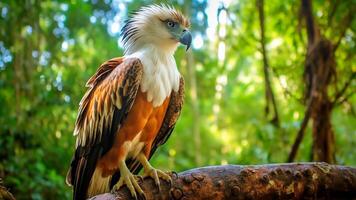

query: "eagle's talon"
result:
(138, 153), (173, 191)
(135, 175), (144, 183)
(112, 160), (144, 199)
(143, 168), (160, 189)
(166, 172), (173, 187)
(143, 168), (172, 191)
(157, 169), (172, 183)
(171, 171), (179, 180)
(138, 191), (147, 200)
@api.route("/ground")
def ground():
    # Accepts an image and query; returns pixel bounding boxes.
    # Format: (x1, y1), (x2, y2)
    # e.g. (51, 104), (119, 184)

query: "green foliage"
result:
(0, 0), (355, 199)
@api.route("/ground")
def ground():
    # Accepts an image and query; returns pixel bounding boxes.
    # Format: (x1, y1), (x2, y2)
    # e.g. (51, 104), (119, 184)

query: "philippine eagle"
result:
(66, 4), (191, 200)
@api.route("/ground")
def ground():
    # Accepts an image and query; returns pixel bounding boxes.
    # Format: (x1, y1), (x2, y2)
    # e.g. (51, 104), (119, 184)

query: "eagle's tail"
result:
(66, 147), (104, 200)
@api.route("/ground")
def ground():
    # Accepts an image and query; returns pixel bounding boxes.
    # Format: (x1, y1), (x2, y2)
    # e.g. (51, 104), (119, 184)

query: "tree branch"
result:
(257, 0), (280, 127)
(271, 67), (304, 104)
(301, 0), (317, 44)
(327, 0), (341, 27)
(336, 91), (355, 107)
(332, 71), (356, 106)
(287, 96), (314, 162)
(333, 10), (354, 52)
(90, 163), (356, 200)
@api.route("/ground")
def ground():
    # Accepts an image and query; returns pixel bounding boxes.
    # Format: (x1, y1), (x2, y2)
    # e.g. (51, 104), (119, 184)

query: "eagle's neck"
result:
(125, 45), (180, 107)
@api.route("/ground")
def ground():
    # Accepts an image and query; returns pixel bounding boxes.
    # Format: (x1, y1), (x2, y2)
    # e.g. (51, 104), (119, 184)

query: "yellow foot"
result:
(111, 160), (145, 199)
(138, 153), (172, 191)
(143, 167), (172, 190)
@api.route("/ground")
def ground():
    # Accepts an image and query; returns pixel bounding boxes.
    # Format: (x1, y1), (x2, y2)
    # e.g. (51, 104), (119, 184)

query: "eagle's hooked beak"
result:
(179, 30), (192, 51)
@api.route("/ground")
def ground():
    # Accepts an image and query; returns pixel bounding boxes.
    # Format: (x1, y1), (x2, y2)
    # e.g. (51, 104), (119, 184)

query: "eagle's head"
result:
(121, 4), (191, 55)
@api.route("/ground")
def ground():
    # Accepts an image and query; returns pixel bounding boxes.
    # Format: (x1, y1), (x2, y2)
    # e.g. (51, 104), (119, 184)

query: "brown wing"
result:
(66, 57), (143, 200)
(124, 77), (185, 175)
(150, 77), (185, 156)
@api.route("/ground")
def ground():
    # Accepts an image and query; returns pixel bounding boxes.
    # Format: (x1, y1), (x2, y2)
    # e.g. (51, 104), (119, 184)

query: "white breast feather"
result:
(125, 46), (180, 107)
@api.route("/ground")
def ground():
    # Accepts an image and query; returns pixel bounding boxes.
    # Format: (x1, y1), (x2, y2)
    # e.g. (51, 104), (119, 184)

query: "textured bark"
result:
(89, 162), (356, 200)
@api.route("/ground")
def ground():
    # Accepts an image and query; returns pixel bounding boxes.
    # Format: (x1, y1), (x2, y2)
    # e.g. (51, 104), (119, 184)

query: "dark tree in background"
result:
(288, 0), (355, 164)
(257, 0), (280, 128)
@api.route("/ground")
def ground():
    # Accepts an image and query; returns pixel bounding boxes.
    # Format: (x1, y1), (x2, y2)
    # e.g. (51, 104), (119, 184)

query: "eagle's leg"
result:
(137, 153), (172, 190)
(111, 160), (145, 199)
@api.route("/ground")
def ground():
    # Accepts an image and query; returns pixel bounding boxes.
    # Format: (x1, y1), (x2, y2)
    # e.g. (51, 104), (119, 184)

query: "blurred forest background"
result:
(0, 0), (355, 199)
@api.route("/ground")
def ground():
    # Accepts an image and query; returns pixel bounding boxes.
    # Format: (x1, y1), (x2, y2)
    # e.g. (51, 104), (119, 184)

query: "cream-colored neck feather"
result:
(125, 45), (180, 107)
(121, 4), (183, 107)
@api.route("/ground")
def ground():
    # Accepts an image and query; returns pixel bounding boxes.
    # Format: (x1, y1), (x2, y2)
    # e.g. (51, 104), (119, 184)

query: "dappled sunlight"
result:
(218, 42), (226, 62)
(267, 37), (283, 50)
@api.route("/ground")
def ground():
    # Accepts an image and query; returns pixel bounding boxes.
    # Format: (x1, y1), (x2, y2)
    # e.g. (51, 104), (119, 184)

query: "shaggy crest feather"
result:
(121, 4), (190, 55)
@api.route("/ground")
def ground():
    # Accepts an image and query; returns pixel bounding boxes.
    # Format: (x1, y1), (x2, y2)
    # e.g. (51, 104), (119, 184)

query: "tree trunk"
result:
(311, 86), (335, 163)
(301, 0), (336, 163)
(288, 0), (337, 163)
(90, 163), (356, 200)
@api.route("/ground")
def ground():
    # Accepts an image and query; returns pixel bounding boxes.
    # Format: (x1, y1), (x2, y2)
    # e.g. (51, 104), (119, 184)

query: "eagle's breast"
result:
(125, 46), (180, 107)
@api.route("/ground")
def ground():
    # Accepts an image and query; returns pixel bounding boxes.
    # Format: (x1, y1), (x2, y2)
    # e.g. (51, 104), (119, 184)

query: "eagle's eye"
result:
(167, 20), (176, 28)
